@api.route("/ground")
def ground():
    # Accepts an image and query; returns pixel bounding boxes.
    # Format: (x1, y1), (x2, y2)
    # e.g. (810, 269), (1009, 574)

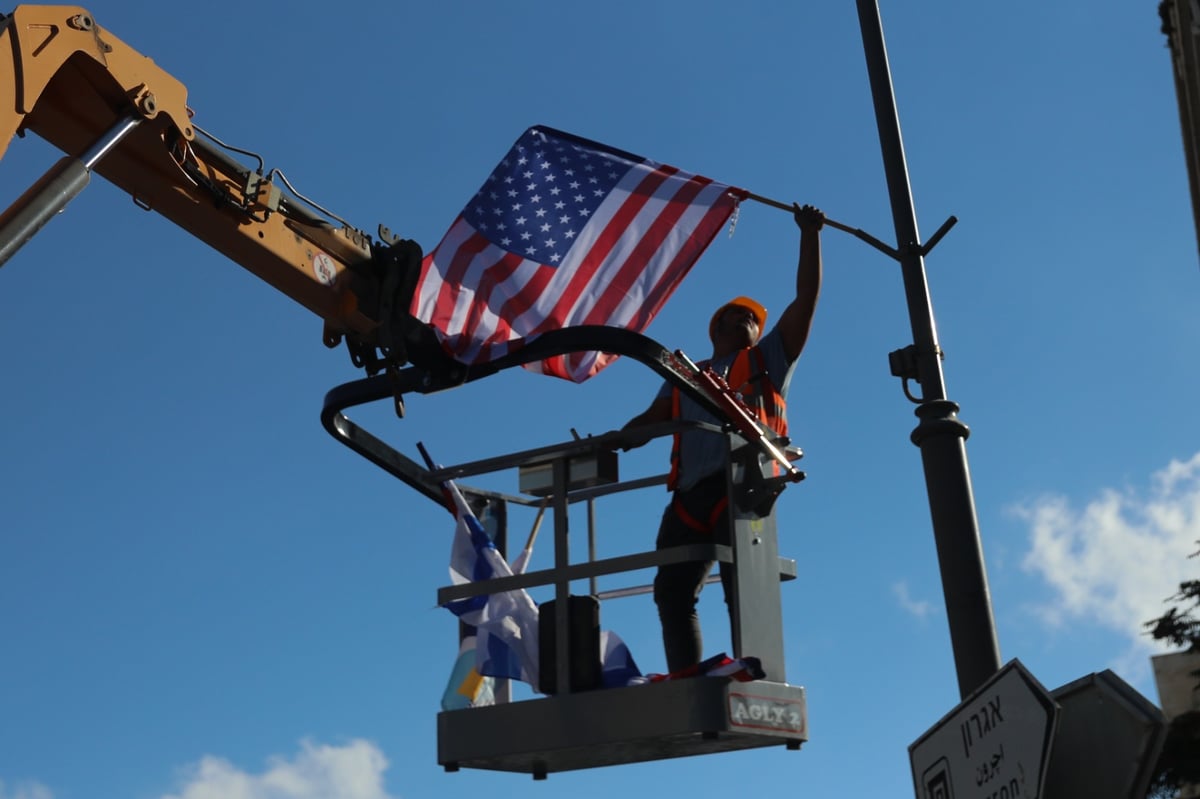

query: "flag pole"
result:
(527, 499), (549, 548)
(742, 191), (899, 258)
(512, 498), (549, 576)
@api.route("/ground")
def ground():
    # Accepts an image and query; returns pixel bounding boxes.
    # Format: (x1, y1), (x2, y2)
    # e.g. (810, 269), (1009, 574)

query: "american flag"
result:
(410, 126), (746, 382)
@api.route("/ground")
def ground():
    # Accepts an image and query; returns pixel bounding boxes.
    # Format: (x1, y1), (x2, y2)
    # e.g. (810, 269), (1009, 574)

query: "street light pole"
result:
(854, 0), (1002, 699)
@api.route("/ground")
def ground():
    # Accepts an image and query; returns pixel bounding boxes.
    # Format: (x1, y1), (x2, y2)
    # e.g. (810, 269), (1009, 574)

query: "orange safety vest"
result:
(667, 345), (788, 492)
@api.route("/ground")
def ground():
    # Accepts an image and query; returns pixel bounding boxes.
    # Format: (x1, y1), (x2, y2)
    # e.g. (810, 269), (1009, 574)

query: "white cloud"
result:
(0, 780), (54, 799)
(162, 739), (396, 799)
(1015, 451), (1200, 653)
(892, 580), (936, 620)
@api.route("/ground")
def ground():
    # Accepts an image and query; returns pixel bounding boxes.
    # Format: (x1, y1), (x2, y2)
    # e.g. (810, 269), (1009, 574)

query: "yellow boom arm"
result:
(0, 5), (415, 367)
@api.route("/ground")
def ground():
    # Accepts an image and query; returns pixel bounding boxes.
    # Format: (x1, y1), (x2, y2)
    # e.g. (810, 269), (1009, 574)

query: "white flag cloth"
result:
(438, 473), (644, 692)
(442, 479), (540, 687)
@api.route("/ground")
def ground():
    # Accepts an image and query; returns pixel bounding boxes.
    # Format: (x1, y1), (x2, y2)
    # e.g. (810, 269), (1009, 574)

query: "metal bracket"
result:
(888, 344), (919, 381)
(854, 214), (957, 263)
(888, 344), (925, 404)
(888, 344), (947, 404)
(377, 223), (403, 246)
(920, 215), (957, 257)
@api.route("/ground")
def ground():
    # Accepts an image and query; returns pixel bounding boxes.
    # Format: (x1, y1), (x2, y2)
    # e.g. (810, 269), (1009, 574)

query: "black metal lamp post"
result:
(855, 0), (1002, 699)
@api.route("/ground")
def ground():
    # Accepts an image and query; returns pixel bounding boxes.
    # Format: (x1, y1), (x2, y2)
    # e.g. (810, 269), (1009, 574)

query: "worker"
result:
(621, 203), (824, 673)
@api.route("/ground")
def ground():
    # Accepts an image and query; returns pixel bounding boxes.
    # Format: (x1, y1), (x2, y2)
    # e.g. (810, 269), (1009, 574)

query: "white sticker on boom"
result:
(728, 692), (805, 733)
(312, 252), (336, 285)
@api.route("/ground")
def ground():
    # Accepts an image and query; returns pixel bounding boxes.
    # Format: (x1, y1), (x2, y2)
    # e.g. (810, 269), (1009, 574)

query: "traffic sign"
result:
(910, 659), (1059, 799)
(1042, 670), (1167, 799)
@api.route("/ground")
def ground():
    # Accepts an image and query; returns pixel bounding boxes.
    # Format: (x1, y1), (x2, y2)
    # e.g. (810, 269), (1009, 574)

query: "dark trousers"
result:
(652, 472), (732, 673)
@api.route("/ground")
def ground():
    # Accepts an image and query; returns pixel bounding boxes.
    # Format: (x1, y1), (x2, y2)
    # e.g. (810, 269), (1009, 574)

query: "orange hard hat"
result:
(708, 296), (768, 342)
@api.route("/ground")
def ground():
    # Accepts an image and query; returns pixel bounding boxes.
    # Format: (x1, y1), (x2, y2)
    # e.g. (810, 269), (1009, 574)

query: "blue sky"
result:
(2, 2), (1198, 797)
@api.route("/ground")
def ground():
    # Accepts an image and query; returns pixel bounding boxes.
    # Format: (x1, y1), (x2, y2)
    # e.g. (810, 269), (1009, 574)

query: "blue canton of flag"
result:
(463, 129), (625, 268)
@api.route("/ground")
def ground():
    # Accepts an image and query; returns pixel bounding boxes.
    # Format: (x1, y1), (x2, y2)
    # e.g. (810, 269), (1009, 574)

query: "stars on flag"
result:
(464, 131), (626, 266)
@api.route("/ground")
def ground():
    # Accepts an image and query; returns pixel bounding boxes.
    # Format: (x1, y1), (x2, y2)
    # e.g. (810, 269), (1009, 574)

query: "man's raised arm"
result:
(776, 203), (825, 362)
